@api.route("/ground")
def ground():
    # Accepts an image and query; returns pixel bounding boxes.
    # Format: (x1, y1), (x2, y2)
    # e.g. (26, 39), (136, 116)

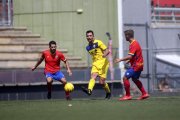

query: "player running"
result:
(32, 40), (72, 100)
(81, 30), (111, 99)
(115, 29), (149, 100)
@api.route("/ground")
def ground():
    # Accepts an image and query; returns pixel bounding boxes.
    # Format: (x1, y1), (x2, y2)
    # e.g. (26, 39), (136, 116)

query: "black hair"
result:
(86, 30), (94, 36)
(49, 40), (56, 47)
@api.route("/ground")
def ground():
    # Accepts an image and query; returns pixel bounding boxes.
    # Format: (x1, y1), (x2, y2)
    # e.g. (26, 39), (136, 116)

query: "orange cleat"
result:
(119, 95), (132, 101)
(137, 93), (150, 100)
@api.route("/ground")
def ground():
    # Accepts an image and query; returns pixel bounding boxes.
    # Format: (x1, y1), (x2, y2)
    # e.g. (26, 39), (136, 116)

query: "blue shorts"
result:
(124, 68), (142, 79)
(45, 71), (65, 81)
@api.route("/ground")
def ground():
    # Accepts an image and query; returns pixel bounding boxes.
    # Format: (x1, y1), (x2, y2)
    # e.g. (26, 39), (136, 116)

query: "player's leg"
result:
(81, 65), (98, 96)
(99, 77), (111, 99)
(45, 73), (53, 99)
(81, 72), (98, 95)
(99, 61), (111, 99)
(61, 78), (71, 100)
(54, 71), (71, 100)
(119, 68), (134, 101)
(119, 76), (132, 100)
(88, 72), (98, 92)
(132, 72), (149, 100)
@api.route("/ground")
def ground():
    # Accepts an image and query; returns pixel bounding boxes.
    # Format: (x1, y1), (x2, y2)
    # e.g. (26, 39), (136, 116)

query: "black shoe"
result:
(105, 93), (111, 99)
(81, 86), (92, 96)
(47, 92), (51, 99)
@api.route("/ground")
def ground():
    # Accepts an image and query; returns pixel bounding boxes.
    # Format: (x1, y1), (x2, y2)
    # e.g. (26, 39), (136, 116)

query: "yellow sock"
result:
(88, 79), (95, 91)
(103, 83), (111, 93)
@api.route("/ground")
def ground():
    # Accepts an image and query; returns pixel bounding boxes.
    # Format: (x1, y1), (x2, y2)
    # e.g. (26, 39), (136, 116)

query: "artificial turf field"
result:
(0, 96), (180, 120)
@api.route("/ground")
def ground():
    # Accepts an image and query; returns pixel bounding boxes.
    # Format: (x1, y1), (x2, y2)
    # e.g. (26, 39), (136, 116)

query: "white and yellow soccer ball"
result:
(64, 82), (74, 92)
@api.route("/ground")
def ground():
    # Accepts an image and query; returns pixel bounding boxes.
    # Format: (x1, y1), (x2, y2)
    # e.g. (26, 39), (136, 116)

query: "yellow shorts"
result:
(91, 59), (109, 78)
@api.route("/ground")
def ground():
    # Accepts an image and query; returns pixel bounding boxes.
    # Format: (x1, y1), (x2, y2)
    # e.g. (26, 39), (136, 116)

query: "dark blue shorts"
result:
(45, 71), (65, 81)
(124, 68), (142, 79)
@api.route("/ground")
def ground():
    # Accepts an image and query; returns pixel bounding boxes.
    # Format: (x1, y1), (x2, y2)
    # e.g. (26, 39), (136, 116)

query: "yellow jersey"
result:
(86, 39), (109, 68)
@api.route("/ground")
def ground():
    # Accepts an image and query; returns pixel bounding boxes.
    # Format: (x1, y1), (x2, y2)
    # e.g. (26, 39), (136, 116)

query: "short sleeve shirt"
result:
(128, 40), (144, 71)
(42, 50), (66, 73)
(86, 39), (107, 63)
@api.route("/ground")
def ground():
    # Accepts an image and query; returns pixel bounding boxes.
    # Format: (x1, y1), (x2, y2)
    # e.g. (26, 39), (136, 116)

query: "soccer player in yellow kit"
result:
(81, 30), (111, 99)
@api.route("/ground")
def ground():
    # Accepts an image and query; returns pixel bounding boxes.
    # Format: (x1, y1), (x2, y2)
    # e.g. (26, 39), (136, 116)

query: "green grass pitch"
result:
(0, 96), (180, 120)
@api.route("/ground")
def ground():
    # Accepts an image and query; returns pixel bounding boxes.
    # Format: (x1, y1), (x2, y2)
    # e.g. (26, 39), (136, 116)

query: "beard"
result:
(50, 49), (56, 54)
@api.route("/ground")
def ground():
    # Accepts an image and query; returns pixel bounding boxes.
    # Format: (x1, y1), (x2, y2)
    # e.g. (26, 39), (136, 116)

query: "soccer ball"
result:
(64, 83), (74, 92)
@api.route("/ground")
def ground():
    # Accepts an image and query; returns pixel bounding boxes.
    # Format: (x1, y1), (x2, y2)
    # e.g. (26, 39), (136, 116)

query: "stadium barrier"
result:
(152, 7), (180, 23)
(0, 68), (121, 87)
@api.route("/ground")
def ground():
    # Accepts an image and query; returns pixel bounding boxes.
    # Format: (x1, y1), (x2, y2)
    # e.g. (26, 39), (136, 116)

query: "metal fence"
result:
(152, 7), (180, 23)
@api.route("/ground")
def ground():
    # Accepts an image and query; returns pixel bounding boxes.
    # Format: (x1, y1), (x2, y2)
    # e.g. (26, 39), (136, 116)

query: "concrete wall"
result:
(13, 0), (118, 61)
(123, 0), (151, 24)
(0, 83), (123, 100)
(151, 27), (180, 49)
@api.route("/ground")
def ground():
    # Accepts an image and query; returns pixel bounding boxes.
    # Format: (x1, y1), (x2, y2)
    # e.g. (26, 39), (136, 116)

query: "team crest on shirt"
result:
(55, 55), (58, 59)
(86, 42), (98, 55)
(86, 42), (98, 51)
(93, 44), (96, 48)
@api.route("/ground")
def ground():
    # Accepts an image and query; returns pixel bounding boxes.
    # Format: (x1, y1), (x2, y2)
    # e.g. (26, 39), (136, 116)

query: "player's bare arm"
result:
(114, 55), (132, 63)
(63, 59), (72, 76)
(32, 53), (44, 71)
(102, 49), (110, 58)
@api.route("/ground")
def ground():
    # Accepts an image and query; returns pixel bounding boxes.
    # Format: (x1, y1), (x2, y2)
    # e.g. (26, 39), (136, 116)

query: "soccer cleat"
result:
(105, 93), (111, 99)
(47, 92), (52, 99)
(119, 95), (132, 101)
(137, 93), (150, 100)
(81, 86), (92, 96)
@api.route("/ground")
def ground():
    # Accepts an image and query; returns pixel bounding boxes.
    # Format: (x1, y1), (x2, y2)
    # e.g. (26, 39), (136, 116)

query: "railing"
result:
(151, 7), (180, 23)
